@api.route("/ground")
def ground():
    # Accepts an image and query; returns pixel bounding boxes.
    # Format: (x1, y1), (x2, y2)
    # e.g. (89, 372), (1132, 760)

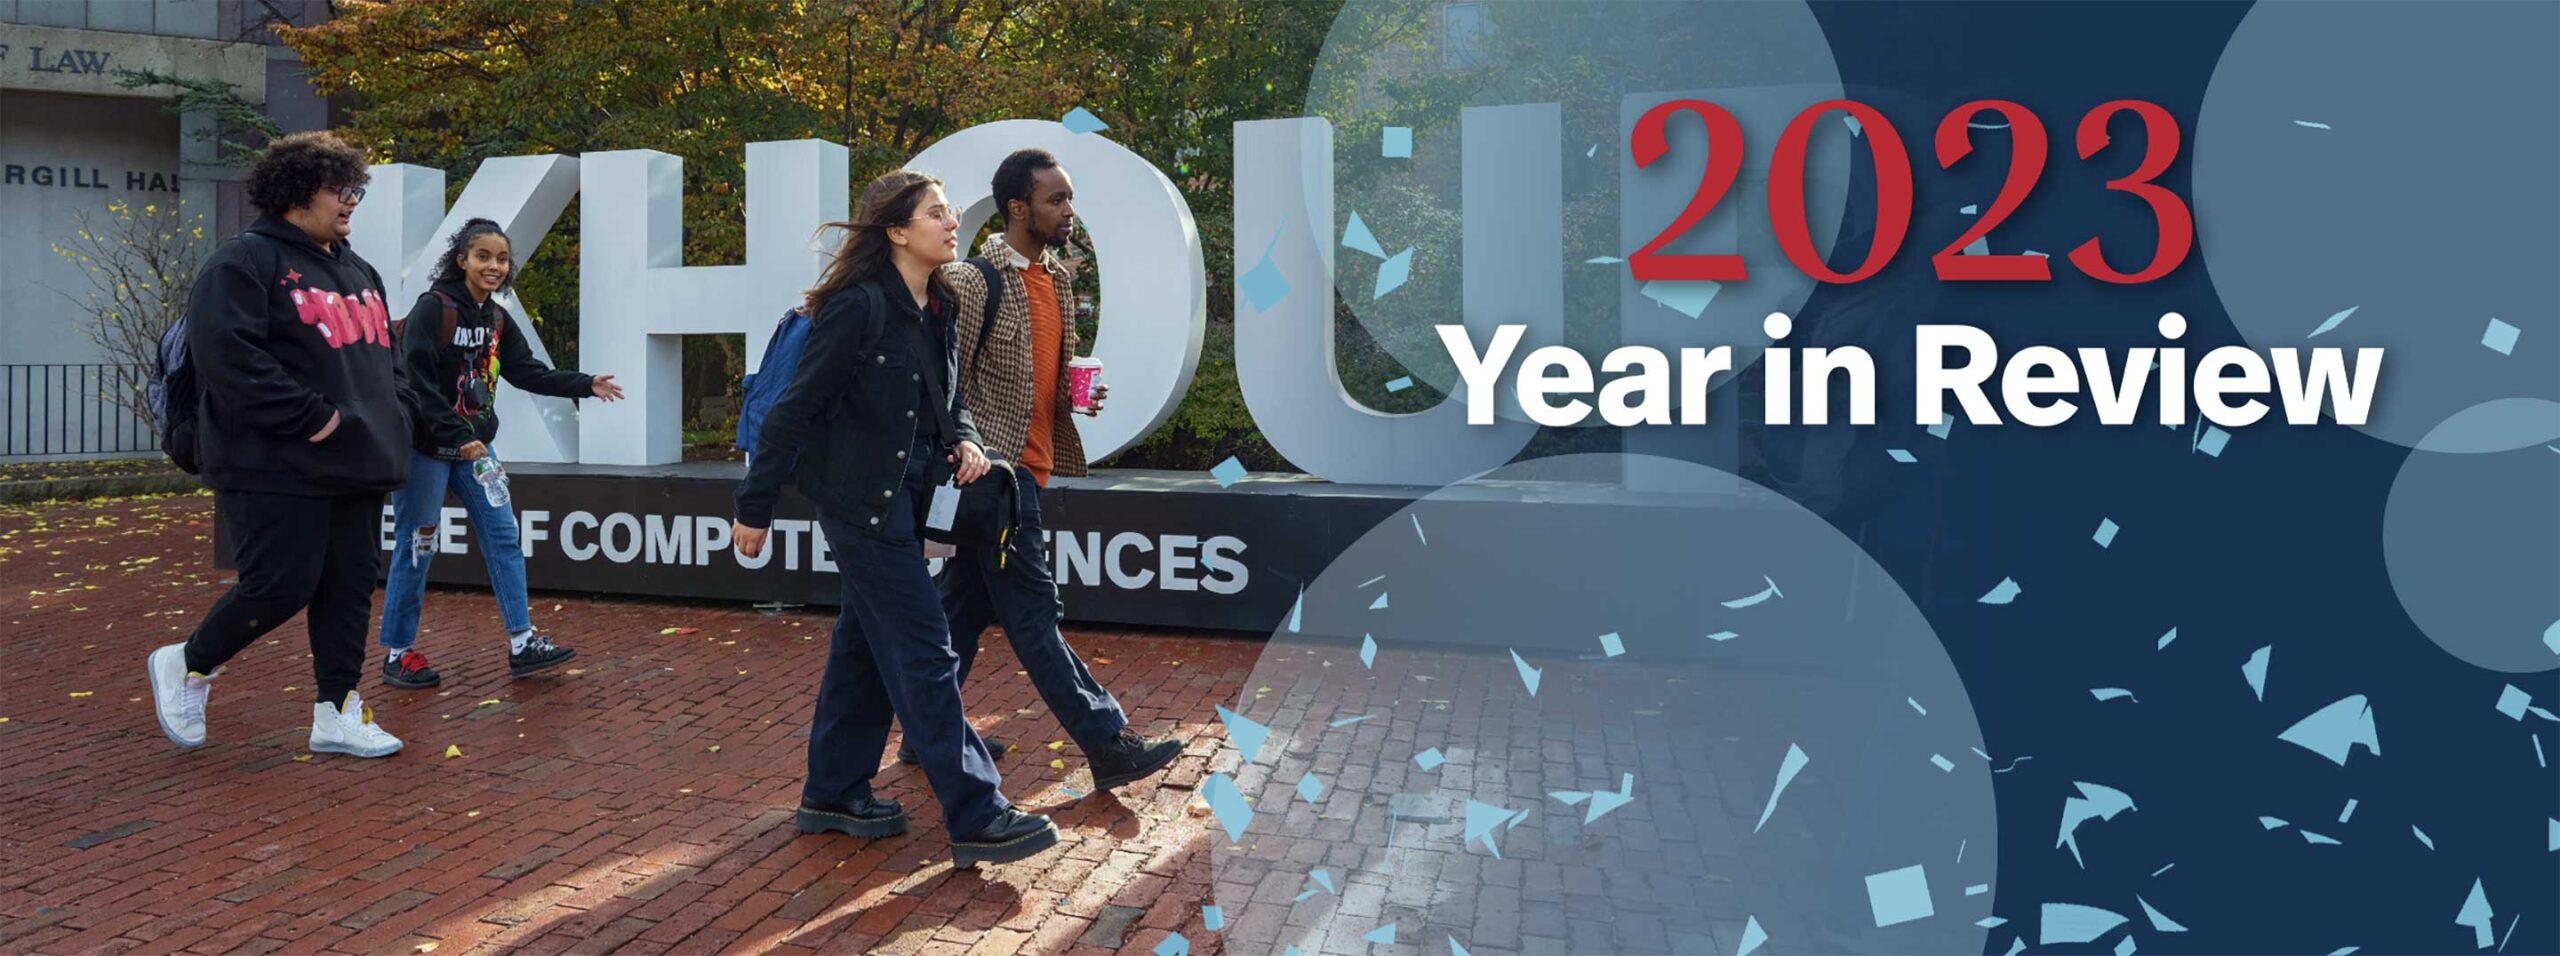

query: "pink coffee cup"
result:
(1067, 357), (1103, 410)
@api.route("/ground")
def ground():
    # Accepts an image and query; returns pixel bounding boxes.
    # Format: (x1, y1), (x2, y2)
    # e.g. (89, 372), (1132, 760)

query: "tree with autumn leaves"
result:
(276, 0), (1410, 468)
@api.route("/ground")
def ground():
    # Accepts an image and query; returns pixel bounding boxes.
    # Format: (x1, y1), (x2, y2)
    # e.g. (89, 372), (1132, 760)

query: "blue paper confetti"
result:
(1061, 106), (1108, 134)
(1585, 255), (1623, 264)
(2005, 938), (2027, 956)
(2415, 825), (2436, 850)
(1865, 865), (1936, 927)
(1909, 697), (1929, 716)
(1641, 280), (1721, 319)
(1510, 649), (1542, 696)
(1370, 592), (1390, 610)
(1374, 248), (1414, 299)
(1296, 771), (1325, 803)
(1706, 631), (1739, 642)
(1342, 212), (1388, 260)
(1202, 773), (1253, 842)
(2308, 305), (2357, 338)
(1959, 839), (1968, 862)
(1329, 714), (1374, 728)
(1587, 142), (1600, 158)
(1360, 634), (1377, 668)
(1450, 936), (1473, 956)
(1240, 232), (1289, 312)
(1153, 931), (1189, 956)
(1737, 916), (1768, 956)
(2456, 879), (2494, 949)
(1979, 577), (2023, 605)
(1722, 575), (1784, 609)
(2261, 816), (2290, 830)
(1584, 773), (1635, 824)
(2325, 949), (2359, 956)
(1414, 747), (1445, 771)
(2040, 903), (2130, 945)
(2548, 818), (2557, 851)
(2157, 627), (2179, 650)
(2301, 830), (2342, 845)
(1310, 868), (1337, 894)
(1887, 448), (1918, 463)
(1201, 906), (1223, 931)
(2116, 936), (2139, 956)
(1384, 376), (1414, 393)
(1216, 705), (1271, 764)
(1286, 586), (1303, 633)
(2340, 799), (2358, 823)
(1961, 204), (1980, 215)
(2091, 688), (2138, 703)
(1462, 800), (1519, 857)
(2534, 734), (2547, 768)
(1930, 754), (1955, 772)
(2152, 864), (2175, 877)
(1598, 632), (1625, 658)
(2483, 318), (2521, 355)
(2094, 518), (2120, 548)
(1754, 743), (1810, 833)
(1929, 414), (1955, 440)
(1359, 574), (1385, 588)
(2278, 694), (2381, 766)
(1412, 513), (1427, 545)
(2293, 119), (2333, 129)
(2244, 646), (2271, 701)
(1967, 884), (1990, 896)
(1209, 456), (1247, 488)
(1978, 917), (2009, 929)
(2196, 425), (2232, 458)
(2058, 781), (2138, 868)
(2497, 684), (2531, 721)
(1382, 126), (1412, 158)
(2138, 896), (2188, 932)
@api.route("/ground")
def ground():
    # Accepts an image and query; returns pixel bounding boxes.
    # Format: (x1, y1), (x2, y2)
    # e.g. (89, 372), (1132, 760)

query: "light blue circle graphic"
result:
(1205, 455), (1997, 954)
(2195, 2), (2560, 449)
(2383, 399), (2560, 674)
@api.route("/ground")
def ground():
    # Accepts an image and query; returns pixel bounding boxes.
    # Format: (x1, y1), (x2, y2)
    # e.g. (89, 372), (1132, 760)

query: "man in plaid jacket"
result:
(926, 149), (1183, 792)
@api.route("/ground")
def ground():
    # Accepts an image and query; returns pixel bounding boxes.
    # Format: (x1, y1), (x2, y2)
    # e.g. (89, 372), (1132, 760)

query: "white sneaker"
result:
(147, 643), (217, 748)
(310, 691), (404, 758)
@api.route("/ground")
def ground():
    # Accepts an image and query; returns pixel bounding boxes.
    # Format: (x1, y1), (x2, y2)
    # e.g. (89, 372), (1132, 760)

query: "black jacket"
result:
(735, 274), (981, 537)
(184, 216), (410, 495)
(397, 279), (593, 460)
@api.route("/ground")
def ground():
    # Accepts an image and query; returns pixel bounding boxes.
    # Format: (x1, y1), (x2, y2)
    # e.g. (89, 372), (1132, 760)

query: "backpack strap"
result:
(965, 256), (1003, 385)
(427, 289), (463, 346)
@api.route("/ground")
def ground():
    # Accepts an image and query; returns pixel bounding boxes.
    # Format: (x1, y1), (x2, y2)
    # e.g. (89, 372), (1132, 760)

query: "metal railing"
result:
(2, 364), (157, 459)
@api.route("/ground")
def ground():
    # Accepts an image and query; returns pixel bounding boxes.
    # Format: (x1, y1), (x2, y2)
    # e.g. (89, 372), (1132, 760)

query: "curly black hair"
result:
(245, 131), (371, 218)
(990, 148), (1059, 226)
(429, 218), (514, 292)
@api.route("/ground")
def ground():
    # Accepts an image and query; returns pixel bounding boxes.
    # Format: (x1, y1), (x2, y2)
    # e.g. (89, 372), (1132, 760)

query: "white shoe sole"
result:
(310, 737), (403, 758)
(146, 646), (203, 749)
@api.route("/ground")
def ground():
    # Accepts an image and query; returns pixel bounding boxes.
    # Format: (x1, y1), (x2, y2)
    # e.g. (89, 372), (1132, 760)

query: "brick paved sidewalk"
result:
(0, 494), (1249, 955)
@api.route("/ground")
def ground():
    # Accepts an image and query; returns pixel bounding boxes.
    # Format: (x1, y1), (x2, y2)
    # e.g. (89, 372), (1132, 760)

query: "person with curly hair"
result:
(377, 218), (625, 689)
(147, 131), (411, 759)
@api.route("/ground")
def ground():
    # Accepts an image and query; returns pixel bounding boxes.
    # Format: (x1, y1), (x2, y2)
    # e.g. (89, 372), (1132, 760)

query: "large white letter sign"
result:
(351, 156), (583, 462)
(907, 120), (1207, 462)
(1232, 117), (1537, 486)
(579, 140), (849, 465)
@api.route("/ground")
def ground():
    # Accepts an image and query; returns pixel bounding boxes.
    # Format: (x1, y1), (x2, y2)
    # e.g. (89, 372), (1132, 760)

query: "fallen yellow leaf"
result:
(67, 691), (93, 698)
(1048, 741), (1064, 750)
(444, 745), (463, 758)
(1050, 759), (1066, 770)
(292, 754), (313, 762)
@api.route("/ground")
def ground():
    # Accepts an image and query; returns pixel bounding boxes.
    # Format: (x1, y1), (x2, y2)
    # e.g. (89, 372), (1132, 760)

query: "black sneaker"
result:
(952, 808), (1058, 868)
(795, 796), (907, 838)
(382, 649), (442, 689)
(507, 632), (577, 677)
(898, 734), (1009, 765)
(1090, 731), (1184, 791)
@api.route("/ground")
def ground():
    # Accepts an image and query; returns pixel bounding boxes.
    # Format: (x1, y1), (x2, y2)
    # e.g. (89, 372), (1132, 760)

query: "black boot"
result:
(952, 808), (1059, 868)
(796, 796), (907, 837)
(1090, 731), (1184, 791)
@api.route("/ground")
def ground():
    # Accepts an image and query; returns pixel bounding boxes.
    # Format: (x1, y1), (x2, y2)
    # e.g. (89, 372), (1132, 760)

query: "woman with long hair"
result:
(731, 170), (1058, 867)
(379, 218), (624, 690)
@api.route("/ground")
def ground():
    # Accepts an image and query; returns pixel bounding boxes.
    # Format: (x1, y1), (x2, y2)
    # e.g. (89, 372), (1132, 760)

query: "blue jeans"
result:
(938, 466), (1128, 753)
(379, 451), (532, 651)
(807, 438), (1010, 838)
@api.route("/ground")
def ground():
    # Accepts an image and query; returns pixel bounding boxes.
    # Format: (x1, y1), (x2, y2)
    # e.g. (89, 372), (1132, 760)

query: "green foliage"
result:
(114, 68), (284, 167)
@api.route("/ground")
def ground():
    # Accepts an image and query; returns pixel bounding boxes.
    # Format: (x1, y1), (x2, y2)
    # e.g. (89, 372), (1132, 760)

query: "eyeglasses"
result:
(336, 185), (367, 205)
(906, 204), (955, 224)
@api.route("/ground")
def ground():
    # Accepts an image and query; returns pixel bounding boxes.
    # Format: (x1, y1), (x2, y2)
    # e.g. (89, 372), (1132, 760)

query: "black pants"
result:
(938, 466), (1127, 754)
(185, 491), (383, 705)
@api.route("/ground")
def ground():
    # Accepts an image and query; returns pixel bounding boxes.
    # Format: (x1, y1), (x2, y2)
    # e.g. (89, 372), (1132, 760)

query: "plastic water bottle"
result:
(472, 456), (511, 508)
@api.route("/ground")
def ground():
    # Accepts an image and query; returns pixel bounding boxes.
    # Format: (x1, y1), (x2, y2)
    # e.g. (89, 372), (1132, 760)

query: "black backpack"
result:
(154, 232), (282, 474)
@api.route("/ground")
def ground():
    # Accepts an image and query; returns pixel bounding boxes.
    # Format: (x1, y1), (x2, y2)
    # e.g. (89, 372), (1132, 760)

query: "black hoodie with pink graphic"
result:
(183, 215), (410, 495)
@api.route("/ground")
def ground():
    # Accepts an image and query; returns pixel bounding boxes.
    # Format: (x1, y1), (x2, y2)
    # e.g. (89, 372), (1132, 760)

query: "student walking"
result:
(928, 148), (1182, 790)
(377, 218), (625, 689)
(147, 131), (409, 758)
(732, 170), (1059, 867)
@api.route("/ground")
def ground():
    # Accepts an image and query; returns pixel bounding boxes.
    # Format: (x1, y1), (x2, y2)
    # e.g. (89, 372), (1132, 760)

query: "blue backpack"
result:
(736, 283), (887, 454)
(155, 232), (281, 473)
